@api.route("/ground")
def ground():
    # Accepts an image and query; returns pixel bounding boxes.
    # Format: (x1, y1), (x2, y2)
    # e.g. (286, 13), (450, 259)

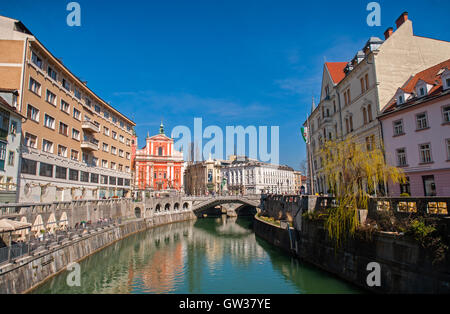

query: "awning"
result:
(0, 219), (32, 233)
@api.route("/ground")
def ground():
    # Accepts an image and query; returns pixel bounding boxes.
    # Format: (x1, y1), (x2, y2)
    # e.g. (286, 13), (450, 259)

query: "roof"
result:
(382, 58), (450, 115)
(401, 59), (450, 94)
(0, 96), (26, 119)
(325, 62), (347, 84)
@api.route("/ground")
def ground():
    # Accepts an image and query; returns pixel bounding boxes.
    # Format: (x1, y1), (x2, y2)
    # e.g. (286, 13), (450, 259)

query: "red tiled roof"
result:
(325, 62), (347, 84)
(402, 59), (450, 93)
(382, 58), (450, 114)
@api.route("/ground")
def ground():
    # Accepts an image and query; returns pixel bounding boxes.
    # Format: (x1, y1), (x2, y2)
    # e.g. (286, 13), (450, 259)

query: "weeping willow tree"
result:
(319, 136), (405, 248)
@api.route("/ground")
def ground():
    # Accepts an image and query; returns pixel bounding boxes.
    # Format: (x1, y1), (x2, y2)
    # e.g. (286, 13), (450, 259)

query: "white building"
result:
(221, 156), (295, 195)
(0, 89), (24, 203)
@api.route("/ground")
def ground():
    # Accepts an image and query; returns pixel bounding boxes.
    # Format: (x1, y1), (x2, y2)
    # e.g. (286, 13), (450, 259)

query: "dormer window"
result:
(419, 87), (426, 96)
(398, 95), (404, 104)
(415, 80), (431, 98)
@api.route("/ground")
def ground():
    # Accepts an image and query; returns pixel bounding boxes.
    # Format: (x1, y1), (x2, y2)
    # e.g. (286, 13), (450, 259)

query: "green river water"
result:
(31, 217), (362, 294)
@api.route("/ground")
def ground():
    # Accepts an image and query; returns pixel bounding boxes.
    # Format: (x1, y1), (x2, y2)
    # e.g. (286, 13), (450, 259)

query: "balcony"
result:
(81, 139), (99, 151)
(82, 120), (100, 133)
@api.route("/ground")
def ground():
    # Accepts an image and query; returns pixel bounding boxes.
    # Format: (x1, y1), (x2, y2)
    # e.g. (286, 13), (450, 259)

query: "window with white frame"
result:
(111, 146), (117, 155)
(45, 90), (57, 106)
(419, 143), (432, 164)
(72, 128), (80, 141)
(396, 148), (407, 167)
(44, 114), (55, 129)
(103, 143), (109, 152)
(126, 152), (130, 160)
(31, 51), (42, 69)
(27, 104), (40, 122)
(42, 139), (54, 153)
(112, 131), (117, 140)
(29, 77), (41, 95)
(62, 78), (71, 91)
(47, 66), (57, 81)
(393, 120), (404, 136)
(25, 132), (37, 148)
(73, 108), (81, 120)
(58, 145), (68, 158)
(119, 135), (124, 143)
(119, 149), (124, 158)
(104, 127), (110, 136)
(60, 99), (70, 113)
(416, 112), (429, 130)
(71, 150), (79, 161)
(443, 105), (450, 123)
(102, 159), (108, 168)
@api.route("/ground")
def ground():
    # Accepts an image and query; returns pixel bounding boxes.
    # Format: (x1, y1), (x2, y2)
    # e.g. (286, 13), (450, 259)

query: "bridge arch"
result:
(174, 203), (180, 211)
(135, 207), (142, 218)
(155, 204), (161, 212)
(183, 202), (190, 210)
(165, 203), (171, 211)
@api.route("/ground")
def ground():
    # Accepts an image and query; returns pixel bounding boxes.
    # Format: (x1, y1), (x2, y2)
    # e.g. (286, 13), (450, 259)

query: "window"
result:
(80, 171), (89, 183)
(419, 143), (432, 164)
(396, 148), (407, 166)
(102, 160), (108, 168)
(94, 104), (101, 113)
(366, 135), (375, 151)
(27, 104), (40, 122)
(109, 176), (116, 185)
(125, 179), (130, 186)
(118, 164), (123, 172)
(42, 139), (54, 153)
(45, 90), (57, 106)
(39, 162), (53, 178)
(74, 88), (81, 100)
(112, 131), (117, 140)
(25, 132), (37, 148)
(102, 143), (109, 152)
(10, 121), (17, 136)
(400, 177), (410, 195)
(126, 138), (130, 146)
(69, 169), (79, 181)
(119, 149), (124, 158)
(419, 86), (426, 96)
(158, 147), (163, 156)
(21, 158), (37, 175)
(0, 144), (7, 171)
(44, 114), (55, 129)
(92, 157), (98, 167)
(104, 110), (110, 119)
(447, 139), (450, 160)
(398, 95), (404, 104)
(58, 145), (68, 158)
(104, 127), (110, 136)
(111, 146), (117, 155)
(101, 175), (108, 184)
(363, 108), (367, 124)
(360, 78), (365, 93)
(367, 104), (373, 122)
(125, 166), (130, 173)
(416, 113), (429, 130)
(119, 135), (124, 143)
(90, 173), (99, 184)
(72, 128), (80, 141)
(62, 78), (71, 91)
(73, 108), (81, 120)
(71, 150), (79, 161)
(393, 120), (404, 136)
(85, 98), (91, 108)
(111, 162), (116, 170)
(31, 51), (42, 69)
(55, 166), (67, 180)
(47, 66), (57, 81)
(443, 105), (450, 123)
(60, 100), (70, 113)
(29, 77), (41, 95)
(365, 74), (369, 91)
(119, 121), (124, 128)
(112, 116), (118, 124)
(7, 151), (14, 166)
(59, 122), (69, 136)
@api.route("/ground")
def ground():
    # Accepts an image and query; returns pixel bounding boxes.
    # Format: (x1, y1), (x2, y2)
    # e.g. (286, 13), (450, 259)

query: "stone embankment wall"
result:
(254, 215), (450, 294)
(0, 211), (195, 294)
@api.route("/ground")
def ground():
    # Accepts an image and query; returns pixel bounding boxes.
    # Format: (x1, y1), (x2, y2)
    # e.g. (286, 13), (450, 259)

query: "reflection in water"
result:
(32, 217), (361, 294)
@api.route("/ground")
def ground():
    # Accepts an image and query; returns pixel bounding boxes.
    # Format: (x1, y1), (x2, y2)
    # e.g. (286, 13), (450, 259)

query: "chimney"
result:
(384, 27), (394, 40)
(395, 12), (408, 29)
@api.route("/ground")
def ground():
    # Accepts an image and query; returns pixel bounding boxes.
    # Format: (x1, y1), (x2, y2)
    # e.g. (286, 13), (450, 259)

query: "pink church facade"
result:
(380, 59), (450, 197)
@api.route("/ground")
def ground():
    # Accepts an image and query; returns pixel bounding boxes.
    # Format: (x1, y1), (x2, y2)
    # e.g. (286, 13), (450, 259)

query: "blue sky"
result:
(2, 0), (450, 170)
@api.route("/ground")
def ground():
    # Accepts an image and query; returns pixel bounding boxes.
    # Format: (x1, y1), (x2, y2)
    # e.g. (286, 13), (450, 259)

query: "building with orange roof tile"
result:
(379, 59), (450, 197)
(305, 12), (450, 195)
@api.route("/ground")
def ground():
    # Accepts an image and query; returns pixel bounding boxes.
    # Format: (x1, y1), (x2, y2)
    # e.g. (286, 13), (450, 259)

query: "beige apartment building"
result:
(184, 157), (224, 196)
(306, 12), (450, 195)
(0, 16), (136, 203)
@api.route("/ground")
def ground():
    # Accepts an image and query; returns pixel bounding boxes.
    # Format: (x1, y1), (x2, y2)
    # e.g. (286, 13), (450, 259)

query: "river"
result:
(31, 217), (362, 294)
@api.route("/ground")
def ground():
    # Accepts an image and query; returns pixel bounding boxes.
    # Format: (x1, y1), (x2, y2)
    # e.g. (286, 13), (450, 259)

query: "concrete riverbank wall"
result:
(253, 216), (450, 294)
(0, 211), (195, 294)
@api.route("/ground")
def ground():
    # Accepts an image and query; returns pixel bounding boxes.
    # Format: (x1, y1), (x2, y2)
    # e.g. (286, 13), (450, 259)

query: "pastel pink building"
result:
(380, 59), (450, 197)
